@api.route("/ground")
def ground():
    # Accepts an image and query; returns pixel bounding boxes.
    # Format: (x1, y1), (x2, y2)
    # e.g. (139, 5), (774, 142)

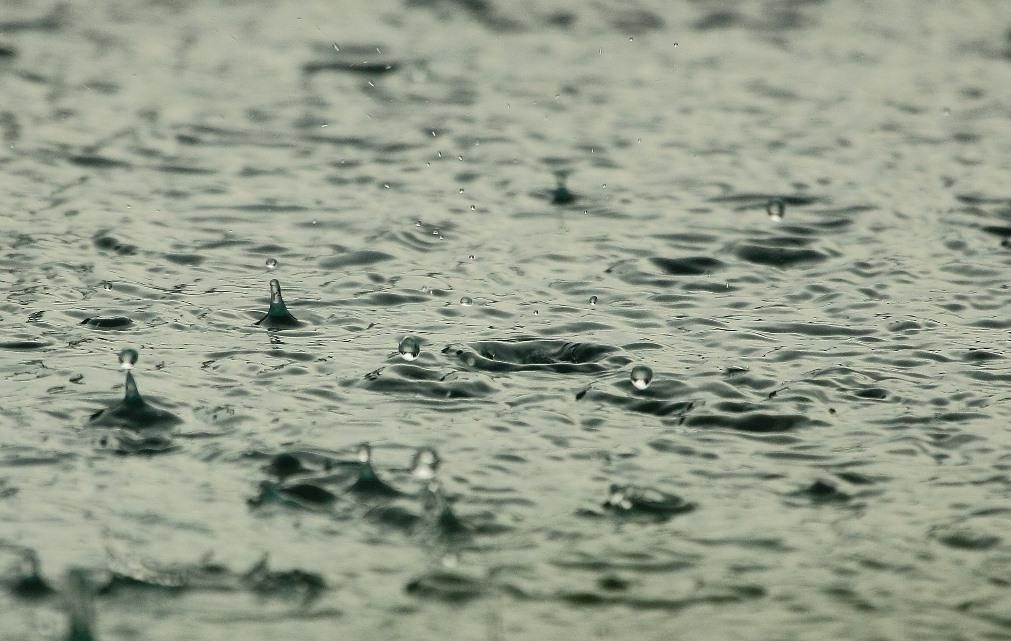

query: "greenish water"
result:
(2, 1), (1011, 639)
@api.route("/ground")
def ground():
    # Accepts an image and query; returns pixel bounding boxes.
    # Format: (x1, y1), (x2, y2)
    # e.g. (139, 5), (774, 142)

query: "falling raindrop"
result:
(470, 204), (476, 211)
(630, 365), (653, 391)
(460, 297), (473, 306)
(101, 281), (112, 291)
(589, 295), (598, 305)
(357, 443), (372, 464)
(118, 348), (139, 371)
(468, 254), (476, 261)
(766, 199), (785, 221)
(458, 188), (465, 194)
(398, 336), (421, 361)
(265, 258), (278, 271)
(411, 448), (440, 480)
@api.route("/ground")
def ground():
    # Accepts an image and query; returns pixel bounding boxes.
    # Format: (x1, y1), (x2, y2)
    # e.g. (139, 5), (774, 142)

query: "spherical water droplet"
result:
(468, 254), (476, 261)
(630, 365), (653, 391)
(265, 258), (278, 271)
(357, 443), (372, 464)
(533, 309), (539, 315)
(457, 155), (463, 161)
(118, 348), (139, 370)
(470, 204), (476, 211)
(601, 183), (607, 189)
(101, 281), (112, 291)
(766, 198), (785, 221)
(460, 296), (473, 306)
(415, 220), (423, 227)
(458, 188), (464, 194)
(411, 447), (440, 480)
(589, 295), (598, 305)
(311, 219), (318, 225)
(628, 36), (634, 41)
(398, 336), (421, 361)
(437, 151), (443, 158)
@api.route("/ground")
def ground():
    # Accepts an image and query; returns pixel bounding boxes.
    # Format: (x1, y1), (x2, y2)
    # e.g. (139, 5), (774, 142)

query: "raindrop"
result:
(533, 309), (539, 315)
(357, 443), (372, 464)
(437, 151), (443, 158)
(398, 336), (421, 361)
(431, 130), (437, 137)
(628, 36), (634, 41)
(411, 448), (440, 480)
(601, 183), (607, 189)
(118, 348), (139, 371)
(457, 155), (463, 161)
(630, 365), (653, 391)
(458, 188), (465, 194)
(432, 229), (440, 236)
(460, 297), (473, 306)
(589, 295), (598, 305)
(766, 198), (785, 221)
(265, 258), (278, 271)
(470, 204), (476, 211)
(383, 183), (390, 189)
(311, 219), (318, 225)
(101, 281), (112, 291)
(333, 43), (340, 52)
(468, 254), (476, 261)
(415, 220), (423, 227)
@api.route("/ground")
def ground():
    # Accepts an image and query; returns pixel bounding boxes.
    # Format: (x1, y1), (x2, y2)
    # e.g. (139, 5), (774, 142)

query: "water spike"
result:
(348, 443), (401, 497)
(256, 279), (301, 328)
(64, 569), (97, 641)
(123, 371), (144, 406)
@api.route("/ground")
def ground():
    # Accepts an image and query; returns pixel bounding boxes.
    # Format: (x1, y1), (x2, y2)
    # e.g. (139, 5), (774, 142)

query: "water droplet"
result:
(101, 281), (112, 291)
(630, 365), (653, 391)
(628, 36), (634, 41)
(766, 198), (785, 221)
(458, 188), (465, 194)
(589, 295), (598, 305)
(411, 448), (440, 480)
(432, 229), (440, 236)
(470, 204), (476, 211)
(383, 183), (390, 189)
(601, 183), (607, 189)
(333, 42), (340, 52)
(673, 42), (679, 47)
(398, 336), (421, 361)
(468, 254), (476, 261)
(533, 309), (539, 315)
(437, 151), (443, 158)
(118, 348), (139, 370)
(460, 296), (473, 306)
(431, 130), (437, 137)
(457, 155), (463, 161)
(265, 258), (278, 271)
(415, 220), (423, 227)
(311, 219), (318, 225)
(357, 443), (372, 464)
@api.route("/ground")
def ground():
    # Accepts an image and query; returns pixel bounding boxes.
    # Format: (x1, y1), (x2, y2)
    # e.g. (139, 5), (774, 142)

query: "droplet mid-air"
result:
(766, 198), (785, 221)
(265, 257), (278, 271)
(630, 365), (653, 391)
(411, 447), (440, 481)
(255, 279), (301, 328)
(589, 295), (598, 306)
(459, 297), (473, 307)
(398, 336), (421, 361)
(118, 348), (138, 370)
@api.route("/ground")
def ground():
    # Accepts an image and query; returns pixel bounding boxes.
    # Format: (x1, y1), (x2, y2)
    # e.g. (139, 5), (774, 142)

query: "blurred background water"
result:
(2, 0), (1011, 639)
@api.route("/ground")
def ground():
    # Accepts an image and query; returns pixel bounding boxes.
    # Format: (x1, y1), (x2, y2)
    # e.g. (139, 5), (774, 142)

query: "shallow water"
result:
(2, 0), (1011, 639)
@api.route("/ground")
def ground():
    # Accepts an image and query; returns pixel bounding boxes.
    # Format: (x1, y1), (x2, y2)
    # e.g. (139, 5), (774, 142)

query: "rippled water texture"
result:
(3, 0), (1011, 639)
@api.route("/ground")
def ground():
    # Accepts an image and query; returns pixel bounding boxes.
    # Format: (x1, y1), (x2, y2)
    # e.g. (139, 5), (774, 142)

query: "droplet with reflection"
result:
(265, 257), (278, 271)
(589, 295), (598, 306)
(460, 297), (473, 307)
(118, 348), (138, 370)
(398, 336), (421, 361)
(89, 349), (181, 431)
(766, 198), (785, 221)
(630, 365), (653, 391)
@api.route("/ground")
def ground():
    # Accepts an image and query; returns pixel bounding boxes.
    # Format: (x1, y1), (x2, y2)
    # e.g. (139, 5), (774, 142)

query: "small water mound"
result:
(443, 337), (628, 374)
